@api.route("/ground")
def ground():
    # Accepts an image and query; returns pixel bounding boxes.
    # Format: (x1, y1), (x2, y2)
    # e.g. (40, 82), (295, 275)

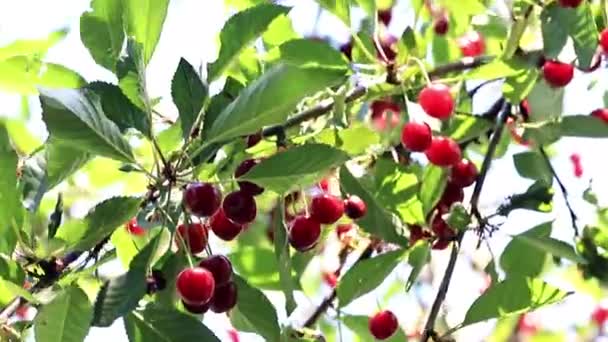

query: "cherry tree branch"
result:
(420, 102), (511, 342)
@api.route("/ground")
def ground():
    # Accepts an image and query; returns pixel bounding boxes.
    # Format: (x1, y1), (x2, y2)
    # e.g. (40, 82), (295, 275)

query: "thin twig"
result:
(420, 102), (511, 342)
(539, 147), (579, 237)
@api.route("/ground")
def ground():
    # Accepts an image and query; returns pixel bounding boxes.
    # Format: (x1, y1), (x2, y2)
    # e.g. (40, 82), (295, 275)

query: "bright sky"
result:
(1, 0), (608, 341)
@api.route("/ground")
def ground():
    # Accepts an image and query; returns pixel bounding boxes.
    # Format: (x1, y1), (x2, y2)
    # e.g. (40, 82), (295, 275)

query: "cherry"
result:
(558, 0), (583, 7)
(199, 255), (233, 286)
(228, 329), (240, 342)
(288, 216), (321, 252)
(569, 153), (583, 178)
(319, 178), (330, 192)
(176, 223), (208, 254)
(182, 300), (210, 314)
(222, 191), (257, 224)
(369, 310), (399, 340)
(340, 41), (353, 60)
(433, 16), (449, 35)
(322, 272), (338, 288)
(432, 238), (451, 250)
(210, 282), (238, 313)
(234, 159), (264, 196)
(371, 100), (401, 130)
(425, 136), (461, 167)
(517, 314), (539, 335)
(377, 8), (392, 26)
(401, 122), (432, 152)
(176, 267), (215, 305)
(431, 216), (456, 240)
(125, 218), (145, 236)
(591, 108), (608, 123)
(376, 34), (398, 61)
(246, 132), (262, 148)
(457, 31), (485, 57)
(437, 183), (465, 211)
(336, 223), (353, 238)
(15, 305), (29, 320)
(409, 225), (431, 246)
(310, 194), (344, 224)
(184, 182), (222, 217)
(146, 269), (167, 294)
(418, 83), (454, 119)
(344, 195), (367, 219)
(592, 302), (608, 326)
(542, 60), (574, 88)
(450, 159), (478, 187)
(601, 29), (608, 54)
(209, 208), (243, 241)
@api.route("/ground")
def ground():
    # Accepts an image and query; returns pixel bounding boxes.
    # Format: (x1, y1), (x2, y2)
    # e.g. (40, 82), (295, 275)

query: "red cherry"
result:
(433, 16), (449, 35)
(431, 216), (456, 240)
(288, 216), (321, 252)
(592, 302), (608, 326)
(418, 83), (454, 119)
(222, 191), (257, 224)
(601, 29), (608, 54)
(125, 218), (145, 236)
(569, 153), (583, 178)
(235, 159), (264, 196)
(319, 178), (330, 192)
(432, 238), (451, 250)
(517, 314), (539, 335)
(457, 31), (485, 57)
(336, 223), (353, 238)
(182, 300), (210, 314)
(199, 255), (233, 286)
(450, 159), (478, 187)
(246, 132), (262, 148)
(401, 122), (432, 152)
(409, 225), (431, 246)
(520, 100), (531, 121)
(377, 8), (392, 26)
(15, 305), (28, 319)
(228, 329), (240, 342)
(371, 100), (401, 130)
(310, 194), (344, 224)
(176, 223), (208, 254)
(542, 60), (574, 88)
(591, 108), (608, 123)
(322, 272), (338, 288)
(376, 34), (398, 61)
(425, 137), (461, 167)
(184, 182), (222, 217)
(438, 183), (465, 210)
(210, 282), (238, 313)
(369, 310), (399, 340)
(209, 208), (243, 241)
(558, 0), (583, 7)
(344, 195), (367, 219)
(176, 267), (215, 305)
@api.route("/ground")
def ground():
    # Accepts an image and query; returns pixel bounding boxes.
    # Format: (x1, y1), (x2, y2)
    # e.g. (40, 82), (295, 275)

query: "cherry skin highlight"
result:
(425, 137), (462, 167)
(288, 216), (322, 252)
(542, 60), (574, 88)
(183, 182), (222, 217)
(369, 310), (399, 340)
(310, 194), (345, 224)
(209, 208), (243, 241)
(418, 83), (454, 119)
(176, 223), (208, 254)
(199, 255), (233, 286)
(401, 122), (432, 152)
(222, 191), (257, 224)
(344, 195), (367, 220)
(176, 267), (215, 305)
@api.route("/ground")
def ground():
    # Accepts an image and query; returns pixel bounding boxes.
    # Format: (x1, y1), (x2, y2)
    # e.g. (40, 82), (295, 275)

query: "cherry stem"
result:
(420, 102), (511, 342)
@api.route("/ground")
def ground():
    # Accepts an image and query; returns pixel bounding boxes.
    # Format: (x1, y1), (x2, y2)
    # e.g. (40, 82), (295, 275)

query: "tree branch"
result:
(539, 147), (579, 237)
(420, 102), (511, 342)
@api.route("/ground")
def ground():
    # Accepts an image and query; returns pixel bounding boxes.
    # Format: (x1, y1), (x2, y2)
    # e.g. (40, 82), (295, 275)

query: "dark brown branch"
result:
(420, 102), (511, 342)
(539, 147), (579, 236)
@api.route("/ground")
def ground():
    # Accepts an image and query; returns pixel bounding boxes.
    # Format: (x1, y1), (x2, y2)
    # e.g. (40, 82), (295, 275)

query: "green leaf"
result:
(317, 0), (351, 25)
(419, 165), (448, 217)
(0, 124), (21, 254)
(279, 39), (349, 71)
(340, 167), (408, 246)
(527, 81), (564, 122)
(34, 286), (93, 342)
(123, 0), (169, 65)
(125, 305), (220, 342)
(503, 68), (538, 104)
(406, 242), (430, 291)
(498, 181), (554, 215)
(229, 247), (282, 290)
(171, 58), (208, 139)
(513, 235), (587, 264)
(462, 276), (571, 327)
(373, 159), (424, 225)
(513, 151), (553, 185)
(56, 196), (141, 251)
(500, 222), (552, 278)
(239, 143), (349, 194)
(0, 256), (25, 285)
(337, 249), (406, 307)
(560, 115), (608, 138)
(445, 114), (492, 143)
(88, 82), (150, 137)
(262, 14), (298, 47)
(342, 315), (408, 342)
(80, 0), (124, 71)
(0, 277), (37, 307)
(0, 57), (84, 94)
(273, 203), (296, 314)
(354, 0), (376, 17)
(208, 4), (290, 80)
(0, 30), (67, 60)
(205, 63), (344, 144)
(464, 59), (522, 80)
(541, 3), (597, 68)
(92, 235), (158, 327)
(39, 88), (135, 163)
(231, 274), (281, 342)
(314, 124), (380, 156)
